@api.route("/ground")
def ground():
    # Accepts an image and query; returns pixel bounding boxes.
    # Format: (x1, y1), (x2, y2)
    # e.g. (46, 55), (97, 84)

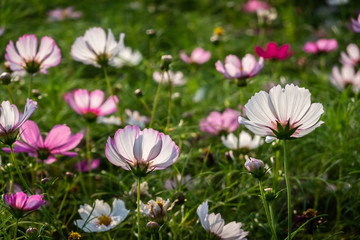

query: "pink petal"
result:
(113, 125), (139, 162)
(179, 51), (190, 63)
(134, 129), (162, 163)
(254, 46), (267, 58)
(23, 194), (44, 211)
(37, 37), (61, 69)
(14, 192), (27, 209)
(303, 42), (318, 53)
(64, 92), (83, 115)
(105, 137), (131, 170)
(89, 90), (105, 110)
(241, 54), (257, 76)
(50, 132), (83, 153)
(5, 40), (24, 66)
(149, 133), (179, 170)
(73, 89), (90, 114)
(97, 96), (118, 116)
(16, 34), (37, 61)
(326, 39), (338, 52)
(44, 124), (71, 149)
(19, 120), (43, 148)
(225, 55), (241, 68)
(266, 42), (278, 58)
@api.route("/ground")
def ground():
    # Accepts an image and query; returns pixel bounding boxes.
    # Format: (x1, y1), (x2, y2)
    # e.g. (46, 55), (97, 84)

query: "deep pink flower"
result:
(5, 34), (61, 74)
(47, 6), (82, 21)
(215, 54), (264, 79)
(255, 42), (294, 60)
(351, 14), (360, 33)
(64, 89), (118, 120)
(243, 0), (270, 13)
(180, 47), (211, 65)
(200, 108), (240, 135)
(4, 120), (83, 164)
(303, 39), (338, 54)
(74, 158), (100, 172)
(4, 192), (45, 211)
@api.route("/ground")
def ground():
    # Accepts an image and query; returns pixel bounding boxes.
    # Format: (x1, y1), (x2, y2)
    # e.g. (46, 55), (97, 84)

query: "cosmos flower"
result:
(164, 174), (193, 190)
(153, 70), (186, 86)
(180, 47), (211, 65)
(140, 197), (172, 219)
(125, 109), (149, 128)
(4, 192), (45, 211)
(243, 0), (270, 13)
(74, 199), (129, 232)
(97, 115), (122, 126)
(239, 84), (324, 143)
(74, 158), (100, 172)
(200, 108), (240, 135)
(71, 27), (125, 68)
(302, 39), (338, 54)
(215, 54), (264, 80)
(255, 42), (294, 60)
(197, 201), (248, 240)
(47, 6), (82, 21)
(105, 125), (180, 177)
(351, 14), (360, 33)
(112, 47), (142, 67)
(221, 131), (263, 150)
(340, 43), (360, 66)
(4, 120), (83, 164)
(5, 34), (61, 74)
(330, 65), (360, 93)
(244, 157), (264, 173)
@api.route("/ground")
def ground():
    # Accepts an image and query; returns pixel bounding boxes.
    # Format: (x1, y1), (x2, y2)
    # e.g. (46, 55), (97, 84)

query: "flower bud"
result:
(146, 29), (156, 37)
(146, 221), (159, 229)
(134, 89), (143, 98)
(0, 72), (11, 85)
(264, 188), (277, 201)
(244, 157), (266, 179)
(41, 177), (50, 184)
(161, 55), (172, 71)
(26, 227), (38, 235)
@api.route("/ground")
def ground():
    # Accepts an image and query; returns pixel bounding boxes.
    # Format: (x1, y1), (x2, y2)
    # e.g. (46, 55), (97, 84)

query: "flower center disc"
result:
(98, 214), (112, 226)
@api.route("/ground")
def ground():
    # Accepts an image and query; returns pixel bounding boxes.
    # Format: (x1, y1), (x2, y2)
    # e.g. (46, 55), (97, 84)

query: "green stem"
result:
(137, 177), (141, 240)
(283, 140), (292, 239)
(7, 84), (15, 104)
(269, 203), (277, 239)
(86, 125), (92, 174)
(56, 183), (70, 220)
(149, 70), (164, 128)
(239, 87), (244, 106)
(28, 74), (33, 99)
(106, 232), (112, 240)
(140, 98), (152, 115)
(10, 145), (32, 194)
(259, 180), (277, 240)
(13, 218), (19, 239)
(165, 71), (172, 133)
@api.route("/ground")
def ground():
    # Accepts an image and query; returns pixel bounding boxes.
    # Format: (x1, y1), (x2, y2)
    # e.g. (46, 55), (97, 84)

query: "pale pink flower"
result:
(243, 0), (270, 13)
(47, 6), (82, 21)
(180, 47), (211, 65)
(4, 192), (45, 211)
(74, 158), (100, 172)
(330, 65), (360, 93)
(71, 27), (125, 68)
(0, 25), (5, 36)
(197, 201), (248, 239)
(200, 108), (240, 135)
(351, 14), (360, 33)
(5, 34), (61, 74)
(215, 54), (264, 79)
(125, 109), (149, 128)
(340, 43), (360, 66)
(303, 39), (338, 54)
(112, 47), (142, 67)
(221, 131), (263, 150)
(153, 70), (186, 86)
(64, 89), (118, 120)
(4, 120), (83, 164)
(106, 125), (180, 176)
(239, 84), (324, 143)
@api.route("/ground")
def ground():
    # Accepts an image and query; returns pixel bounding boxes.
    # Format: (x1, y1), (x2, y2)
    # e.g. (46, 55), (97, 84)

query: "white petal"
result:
(208, 213), (225, 236)
(84, 27), (107, 55)
(110, 199), (129, 220)
(196, 201), (210, 231)
(71, 37), (99, 67)
(148, 133), (179, 171)
(92, 199), (111, 217)
(113, 125), (139, 162)
(295, 103), (324, 130)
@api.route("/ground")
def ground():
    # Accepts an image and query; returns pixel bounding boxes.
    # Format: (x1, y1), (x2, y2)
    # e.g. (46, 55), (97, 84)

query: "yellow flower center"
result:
(98, 214), (112, 226)
(156, 200), (164, 210)
(213, 27), (225, 36)
(68, 231), (81, 240)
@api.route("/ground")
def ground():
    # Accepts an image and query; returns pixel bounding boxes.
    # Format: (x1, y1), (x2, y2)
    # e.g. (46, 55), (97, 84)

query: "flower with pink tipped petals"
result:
(330, 65), (360, 93)
(180, 47), (211, 65)
(64, 89), (118, 121)
(153, 70), (186, 86)
(255, 42), (294, 60)
(340, 43), (360, 66)
(243, 0), (270, 13)
(303, 39), (338, 54)
(74, 158), (100, 172)
(4, 120), (83, 164)
(71, 27), (125, 68)
(200, 108), (240, 135)
(239, 84), (324, 143)
(221, 131), (263, 150)
(0, 99), (37, 145)
(5, 34), (61, 74)
(4, 192), (45, 211)
(351, 14), (360, 33)
(215, 54), (264, 80)
(125, 109), (149, 128)
(105, 125), (180, 177)
(47, 6), (82, 21)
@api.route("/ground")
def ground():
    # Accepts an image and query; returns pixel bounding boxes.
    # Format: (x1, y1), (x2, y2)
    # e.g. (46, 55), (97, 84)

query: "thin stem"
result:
(57, 183), (70, 220)
(259, 180), (277, 240)
(137, 177), (141, 240)
(86, 125), (92, 174)
(269, 203), (277, 238)
(13, 218), (19, 239)
(165, 71), (172, 133)
(150, 70), (164, 128)
(239, 87), (244, 106)
(10, 145), (32, 194)
(283, 140), (292, 239)
(7, 84), (15, 104)
(28, 74), (33, 99)
(140, 98), (152, 115)
(106, 232), (112, 240)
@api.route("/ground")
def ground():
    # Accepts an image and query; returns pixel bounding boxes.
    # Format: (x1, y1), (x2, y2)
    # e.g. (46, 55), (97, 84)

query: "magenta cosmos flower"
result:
(200, 108), (240, 135)
(71, 27), (125, 68)
(303, 39), (338, 54)
(215, 54), (264, 80)
(4, 120), (83, 164)
(64, 89), (118, 121)
(255, 42), (294, 60)
(106, 125), (180, 177)
(5, 34), (61, 74)
(340, 43), (360, 66)
(180, 47), (211, 65)
(351, 14), (360, 33)
(74, 158), (100, 172)
(0, 99), (37, 145)
(330, 65), (360, 93)
(243, 0), (270, 13)
(4, 192), (45, 211)
(239, 84), (324, 143)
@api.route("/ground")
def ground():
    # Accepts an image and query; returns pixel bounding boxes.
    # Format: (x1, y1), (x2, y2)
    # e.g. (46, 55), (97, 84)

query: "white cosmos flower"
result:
(239, 84), (324, 143)
(330, 65), (360, 93)
(340, 43), (360, 66)
(74, 199), (129, 232)
(112, 47), (142, 67)
(140, 197), (172, 219)
(197, 201), (248, 240)
(153, 70), (186, 86)
(221, 131), (263, 150)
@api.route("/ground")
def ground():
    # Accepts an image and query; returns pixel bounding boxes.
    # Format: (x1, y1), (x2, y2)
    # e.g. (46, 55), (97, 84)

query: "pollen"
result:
(68, 231), (81, 240)
(156, 200), (164, 210)
(98, 214), (112, 226)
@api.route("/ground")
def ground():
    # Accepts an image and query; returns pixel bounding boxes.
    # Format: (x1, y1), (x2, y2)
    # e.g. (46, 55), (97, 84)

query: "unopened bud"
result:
(210, 35), (220, 45)
(146, 29), (156, 37)
(134, 89), (143, 98)
(26, 227), (38, 235)
(41, 177), (50, 184)
(244, 157), (266, 179)
(66, 172), (75, 179)
(0, 72), (11, 85)
(146, 221), (159, 229)
(264, 188), (277, 201)
(161, 55), (172, 71)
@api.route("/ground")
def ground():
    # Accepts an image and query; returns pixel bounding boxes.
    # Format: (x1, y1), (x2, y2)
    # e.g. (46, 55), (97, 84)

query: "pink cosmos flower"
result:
(106, 125), (180, 177)
(74, 158), (100, 172)
(243, 0), (270, 13)
(47, 6), (82, 21)
(200, 108), (240, 135)
(153, 70), (186, 86)
(179, 47), (211, 65)
(4, 192), (45, 211)
(5, 34), (61, 74)
(330, 65), (360, 93)
(4, 120), (83, 164)
(0, 25), (5, 37)
(215, 54), (264, 79)
(0, 99), (37, 145)
(340, 43), (360, 66)
(64, 89), (118, 121)
(303, 39), (338, 54)
(351, 14), (360, 33)
(255, 42), (294, 60)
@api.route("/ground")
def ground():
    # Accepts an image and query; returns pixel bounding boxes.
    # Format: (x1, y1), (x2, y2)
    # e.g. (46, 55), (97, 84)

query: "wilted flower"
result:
(197, 201), (248, 239)
(351, 14), (360, 33)
(221, 131), (263, 150)
(4, 120), (83, 164)
(243, 0), (270, 13)
(106, 125), (180, 177)
(303, 39), (338, 54)
(47, 6), (82, 21)
(164, 174), (193, 190)
(340, 43), (360, 66)
(200, 108), (240, 135)
(130, 181), (149, 198)
(112, 47), (142, 67)
(125, 109), (150, 128)
(74, 158), (100, 172)
(4, 192), (45, 212)
(153, 70), (186, 86)
(255, 42), (293, 60)
(140, 197), (172, 219)
(74, 199), (129, 232)
(330, 65), (360, 93)
(5, 34), (61, 74)
(71, 27), (125, 68)
(180, 47), (211, 65)
(239, 84), (324, 143)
